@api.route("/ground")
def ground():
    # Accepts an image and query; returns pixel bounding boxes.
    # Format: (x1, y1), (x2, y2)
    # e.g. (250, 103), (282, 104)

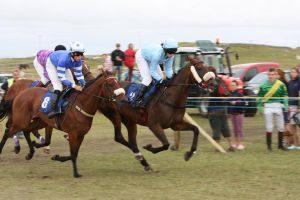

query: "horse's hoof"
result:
(14, 146), (20, 154)
(144, 166), (153, 172)
(25, 154), (33, 160)
(74, 173), (82, 178)
(51, 155), (59, 160)
(143, 144), (152, 151)
(184, 151), (195, 161)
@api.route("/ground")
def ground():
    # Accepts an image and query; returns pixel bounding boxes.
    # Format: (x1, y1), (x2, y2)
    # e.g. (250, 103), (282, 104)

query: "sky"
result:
(1, 0), (300, 58)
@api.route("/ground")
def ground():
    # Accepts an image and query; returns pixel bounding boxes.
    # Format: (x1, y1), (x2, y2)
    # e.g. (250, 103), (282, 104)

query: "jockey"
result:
(134, 38), (178, 107)
(45, 41), (86, 118)
(33, 44), (67, 87)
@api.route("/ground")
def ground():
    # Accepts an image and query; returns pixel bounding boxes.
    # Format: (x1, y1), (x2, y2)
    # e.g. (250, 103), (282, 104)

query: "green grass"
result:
(0, 113), (300, 200)
(1, 44), (300, 199)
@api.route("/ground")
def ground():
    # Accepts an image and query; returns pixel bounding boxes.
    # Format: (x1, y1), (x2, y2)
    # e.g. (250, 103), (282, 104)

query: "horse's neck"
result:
(75, 78), (104, 114)
(162, 68), (191, 105)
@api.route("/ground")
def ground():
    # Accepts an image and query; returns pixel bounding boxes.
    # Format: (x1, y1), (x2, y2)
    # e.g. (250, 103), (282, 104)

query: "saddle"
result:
(125, 81), (160, 107)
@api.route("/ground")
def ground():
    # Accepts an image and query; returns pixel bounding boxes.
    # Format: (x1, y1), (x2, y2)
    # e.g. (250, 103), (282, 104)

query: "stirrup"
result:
(48, 111), (61, 119)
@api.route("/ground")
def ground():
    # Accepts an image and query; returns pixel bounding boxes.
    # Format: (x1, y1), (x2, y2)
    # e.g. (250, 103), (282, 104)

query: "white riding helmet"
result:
(70, 41), (85, 53)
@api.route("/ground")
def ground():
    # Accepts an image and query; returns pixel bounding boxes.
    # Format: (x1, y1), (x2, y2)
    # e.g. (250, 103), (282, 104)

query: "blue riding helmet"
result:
(162, 38), (178, 54)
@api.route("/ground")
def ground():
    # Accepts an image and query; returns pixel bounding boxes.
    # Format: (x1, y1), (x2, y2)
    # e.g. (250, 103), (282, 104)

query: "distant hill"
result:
(1, 43), (300, 76)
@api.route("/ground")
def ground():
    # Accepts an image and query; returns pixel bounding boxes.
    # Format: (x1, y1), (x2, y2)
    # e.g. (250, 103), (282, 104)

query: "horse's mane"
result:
(84, 73), (104, 89)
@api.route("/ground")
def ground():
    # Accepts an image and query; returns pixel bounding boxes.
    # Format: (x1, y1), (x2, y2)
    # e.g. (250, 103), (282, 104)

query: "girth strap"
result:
(75, 105), (94, 118)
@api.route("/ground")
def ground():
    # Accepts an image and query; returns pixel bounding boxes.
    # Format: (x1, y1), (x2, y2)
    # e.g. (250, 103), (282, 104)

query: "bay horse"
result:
(0, 79), (52, 154)
(0, 73), (126, 177)
(99, 56), (215, 170)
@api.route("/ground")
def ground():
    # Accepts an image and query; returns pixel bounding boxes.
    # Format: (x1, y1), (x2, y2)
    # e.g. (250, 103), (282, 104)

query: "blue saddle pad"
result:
(126, 83), (143, 106)
(39, 92), (55, 113)
(39, 92), (66, 113)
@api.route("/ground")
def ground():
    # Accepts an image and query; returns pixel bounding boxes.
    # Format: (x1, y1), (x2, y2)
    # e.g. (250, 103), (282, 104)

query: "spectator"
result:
(102, 54), (114, 73)
(18, 64), (30, 78)
(257, 68), (288, 151)
(208, 76), (235, 151)
(111, 43), (125, 81)
(286, 68), (300, 150)
(228, 80), (245, 150)
(124, 43), (136, 82)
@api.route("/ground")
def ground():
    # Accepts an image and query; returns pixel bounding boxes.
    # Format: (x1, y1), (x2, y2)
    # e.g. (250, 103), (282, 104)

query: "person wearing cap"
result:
(134, 38), (178, 107)
(44, 41), (86, 118)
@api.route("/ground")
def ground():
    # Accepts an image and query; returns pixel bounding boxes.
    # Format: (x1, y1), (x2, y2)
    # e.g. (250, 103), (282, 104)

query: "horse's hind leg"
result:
(143, 125), (170, 154)
(23, 131), (35, 160)
(171, 120), (199, 161)
(51, 133), (85, 178)
(123, 120), (152, 171)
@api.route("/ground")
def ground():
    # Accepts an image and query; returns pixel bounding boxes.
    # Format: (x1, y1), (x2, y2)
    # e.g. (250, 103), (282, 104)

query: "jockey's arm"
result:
(164, 57), (174, 79)
(73, 65), (85, 86)
(149, 58), (162, 81)
(57, 66), (75, 88)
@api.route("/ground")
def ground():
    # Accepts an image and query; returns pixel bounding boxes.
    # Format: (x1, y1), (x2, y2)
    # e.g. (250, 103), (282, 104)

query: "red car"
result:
(226, 62), (280, 83)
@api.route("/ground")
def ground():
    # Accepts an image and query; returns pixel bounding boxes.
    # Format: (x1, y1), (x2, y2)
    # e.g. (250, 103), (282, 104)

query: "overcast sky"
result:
(1, 0), (300, 58)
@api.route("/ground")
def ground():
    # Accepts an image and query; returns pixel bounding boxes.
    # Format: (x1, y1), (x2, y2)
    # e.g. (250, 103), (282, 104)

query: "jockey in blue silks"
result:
(134, 38), (178, 107)
(43, 41), (86, 118)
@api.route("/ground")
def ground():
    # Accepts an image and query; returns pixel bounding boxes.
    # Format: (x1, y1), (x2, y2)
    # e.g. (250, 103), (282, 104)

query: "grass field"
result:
(1, 112), (300, 200)
(1, 44), (300, 199)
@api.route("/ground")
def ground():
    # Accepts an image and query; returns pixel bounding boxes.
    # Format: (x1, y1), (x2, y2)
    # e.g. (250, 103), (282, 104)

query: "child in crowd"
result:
(228, 80), (245, 150)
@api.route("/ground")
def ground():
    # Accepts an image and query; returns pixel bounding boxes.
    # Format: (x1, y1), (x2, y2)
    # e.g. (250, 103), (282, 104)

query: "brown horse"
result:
(0, 73), (126, 177)
(99, 57), (215, 170)
(0, 79), (52, 154)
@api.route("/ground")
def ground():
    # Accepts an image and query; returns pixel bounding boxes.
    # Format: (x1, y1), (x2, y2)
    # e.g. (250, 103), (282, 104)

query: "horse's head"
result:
(100, 73), (127, 103)
(187, 56), (216, 88)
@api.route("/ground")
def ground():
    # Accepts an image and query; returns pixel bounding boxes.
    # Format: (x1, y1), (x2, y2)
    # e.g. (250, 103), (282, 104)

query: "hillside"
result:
(1, 43), (300, 77)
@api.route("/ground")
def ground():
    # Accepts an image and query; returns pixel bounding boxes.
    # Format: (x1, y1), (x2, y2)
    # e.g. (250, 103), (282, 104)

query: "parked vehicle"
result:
(173, 41), (256, 117)
(225, 62), (280, 83)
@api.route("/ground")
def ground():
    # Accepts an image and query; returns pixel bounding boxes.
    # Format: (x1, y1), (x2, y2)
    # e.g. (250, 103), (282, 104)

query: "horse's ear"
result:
(186, 55), (203, 66)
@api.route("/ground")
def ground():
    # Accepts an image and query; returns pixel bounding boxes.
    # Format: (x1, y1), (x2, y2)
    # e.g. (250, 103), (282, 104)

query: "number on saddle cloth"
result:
(39, 88), (72, 113)
(39, 92), (56, 113)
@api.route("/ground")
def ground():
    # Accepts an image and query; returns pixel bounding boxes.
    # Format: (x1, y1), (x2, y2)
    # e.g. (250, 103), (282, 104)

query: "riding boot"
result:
(266, 132), (272, 151)
(48, 90), (61, 119)
(278, 131), (288, 151)
(134, 85), (147, 108)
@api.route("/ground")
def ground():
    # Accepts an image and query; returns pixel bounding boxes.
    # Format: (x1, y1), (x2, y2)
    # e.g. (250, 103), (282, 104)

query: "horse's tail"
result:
(0, 100), (12, 121)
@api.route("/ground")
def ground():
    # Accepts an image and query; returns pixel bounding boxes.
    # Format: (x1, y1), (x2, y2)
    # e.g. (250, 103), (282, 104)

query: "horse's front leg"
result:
(32, 127), (53, 148)
(102, 110), (130, 148)
(0, 128), (10, 154)
(51, 133), (85, 178)
(23, 131), (35, 160)
(171, 120), (199, 161)
(143, 124), (170, 154)
(122, 119), (152, 172)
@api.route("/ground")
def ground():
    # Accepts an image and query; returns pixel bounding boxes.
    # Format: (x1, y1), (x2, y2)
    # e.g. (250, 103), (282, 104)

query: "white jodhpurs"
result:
(135, 49), (163, 86)
(33, 57), (50, 85)
(264, 102), (285, 132)
(45, 58), (75, 91)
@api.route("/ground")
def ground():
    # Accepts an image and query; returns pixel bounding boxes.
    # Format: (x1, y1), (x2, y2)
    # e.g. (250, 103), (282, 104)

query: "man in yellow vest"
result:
(257, 68), (288, 151)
